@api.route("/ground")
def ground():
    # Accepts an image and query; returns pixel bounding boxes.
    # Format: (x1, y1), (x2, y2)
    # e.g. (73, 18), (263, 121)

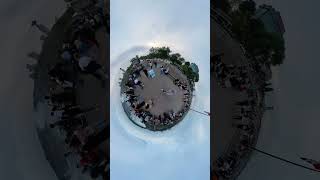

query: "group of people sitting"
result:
(43, 3), (109, 179)
(122, 59), (192, 130)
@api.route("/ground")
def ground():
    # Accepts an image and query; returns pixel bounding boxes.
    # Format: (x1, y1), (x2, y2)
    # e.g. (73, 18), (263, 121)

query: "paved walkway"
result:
(121, 58), (192, 131)
(211, 9), (266, 179)
(135, 60), (186, 116)
(211, 18), (247, 161)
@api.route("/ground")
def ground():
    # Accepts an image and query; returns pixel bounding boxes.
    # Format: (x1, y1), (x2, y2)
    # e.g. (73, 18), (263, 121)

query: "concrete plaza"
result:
(135, 60), (188, 116)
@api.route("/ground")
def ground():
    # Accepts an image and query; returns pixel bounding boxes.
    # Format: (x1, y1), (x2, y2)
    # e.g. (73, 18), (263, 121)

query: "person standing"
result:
(143, 69), (148, 78)
(160, 66), (164, 75)
(31, 20), (50, 35)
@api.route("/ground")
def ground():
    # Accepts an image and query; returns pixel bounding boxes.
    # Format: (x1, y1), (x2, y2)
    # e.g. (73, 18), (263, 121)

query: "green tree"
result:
(181, 62), (199, 82)
(148, 47), (171, 59)
(230, 2), (285, 66)
(170, 53), (182, 65)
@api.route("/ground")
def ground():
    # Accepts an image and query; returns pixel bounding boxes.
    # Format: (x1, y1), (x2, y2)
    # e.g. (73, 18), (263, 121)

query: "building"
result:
(254, 5), (285, 36)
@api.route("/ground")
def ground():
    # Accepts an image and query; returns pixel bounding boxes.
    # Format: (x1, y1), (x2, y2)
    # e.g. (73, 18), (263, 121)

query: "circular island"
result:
(120, 47), (199, 131)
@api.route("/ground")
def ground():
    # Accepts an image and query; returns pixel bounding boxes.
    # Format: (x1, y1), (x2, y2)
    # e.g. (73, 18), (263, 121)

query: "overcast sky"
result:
(239, 0), (320, 179)
(110, 0), (210, 180)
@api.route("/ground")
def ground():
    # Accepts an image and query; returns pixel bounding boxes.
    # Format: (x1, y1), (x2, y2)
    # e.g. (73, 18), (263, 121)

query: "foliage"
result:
(181, 63), (199, 82)
(139, 47), (199, 83)
(130, 55), (140, 63)
(230, 1), (285, 65)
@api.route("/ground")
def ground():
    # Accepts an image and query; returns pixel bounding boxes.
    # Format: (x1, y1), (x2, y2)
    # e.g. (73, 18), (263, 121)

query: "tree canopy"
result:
(139, 47), (199, 82)
(230, 1), (285, 65)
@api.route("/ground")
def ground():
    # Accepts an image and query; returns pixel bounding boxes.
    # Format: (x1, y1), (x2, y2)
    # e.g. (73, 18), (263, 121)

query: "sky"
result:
(110, 0), (210, 180)
(0, 0), (65, 180)
(238, 0), (320, 179)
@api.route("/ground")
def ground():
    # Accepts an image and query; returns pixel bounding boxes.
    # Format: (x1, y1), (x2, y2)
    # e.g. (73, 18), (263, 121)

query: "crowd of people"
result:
(212, 53), (271, 179)
(40, 2), (109, 179)
(214, 55), (250, 91)
(122, 59), (192, 131)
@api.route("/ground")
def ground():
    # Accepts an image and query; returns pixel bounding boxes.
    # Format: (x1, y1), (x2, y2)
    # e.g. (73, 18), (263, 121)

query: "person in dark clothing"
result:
(236, 100), (249, 106)
(145, 103), (150, 110)
(45, 95), (69, 105)
(264, 87), (273, 92)
(82, 126), (109, 152)
(135, 101), (145, 110)
(125, 89), (134, 95)
(143, 69), (148, 78)
(46, 91), (74, 104)
(62, 106), (99, 118)
(125, 81), (134, 87)
(50, 116), (87, 134)
(67, 135), (82, 150)
(79, 150), (100, 172)
(48, 63), (69, 82)
(85, 61), (103, 76)
(90, 160), (109, 179)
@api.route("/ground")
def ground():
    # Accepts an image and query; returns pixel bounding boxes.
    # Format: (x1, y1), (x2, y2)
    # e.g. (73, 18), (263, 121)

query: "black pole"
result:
(250, 146), (320, 173)
(189, 108), (210, 116)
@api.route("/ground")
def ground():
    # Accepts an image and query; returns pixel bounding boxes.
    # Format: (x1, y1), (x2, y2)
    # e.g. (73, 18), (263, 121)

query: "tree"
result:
(170, 53), (182, 65)
(179, 57), (185, 64)
(181, 62), (199, 83)
(230, 2), (285, 66)
(239, 0), (256, 17)
(130, 55), (140, 63)
(139, 47), (199, 83)
(147, 47), (171, 59)
(158, 47), (171, 58)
